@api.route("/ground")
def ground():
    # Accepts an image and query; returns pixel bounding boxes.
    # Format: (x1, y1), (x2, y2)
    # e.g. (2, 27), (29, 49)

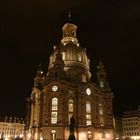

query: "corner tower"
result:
(96, 60), (111, 92)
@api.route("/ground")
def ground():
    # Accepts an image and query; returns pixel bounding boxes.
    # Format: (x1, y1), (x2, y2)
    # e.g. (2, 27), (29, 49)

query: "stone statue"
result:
(68, 116), (76, 140)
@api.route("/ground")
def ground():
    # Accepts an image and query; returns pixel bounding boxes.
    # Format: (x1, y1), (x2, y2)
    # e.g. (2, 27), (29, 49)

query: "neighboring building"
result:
(0, 116), (25, 140)
(122, 106), (140, 140)
(113, 117), (123, 139)
(26, 15), (114, 140)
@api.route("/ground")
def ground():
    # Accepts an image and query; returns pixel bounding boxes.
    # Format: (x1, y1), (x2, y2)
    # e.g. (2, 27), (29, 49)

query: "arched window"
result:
(52, 98), (58, 110)
(68, 99), (74, 124)
(68, 99), (73, 112)
(51, 98), (58, 124)
(86, 101), (91, 126)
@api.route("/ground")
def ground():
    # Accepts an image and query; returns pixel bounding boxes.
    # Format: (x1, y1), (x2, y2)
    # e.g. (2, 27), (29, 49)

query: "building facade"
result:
(122, 107), (140, 140)
(113, 117), (123, 139)
(0, 116), (25, 140)
(26, 17), (114, 140)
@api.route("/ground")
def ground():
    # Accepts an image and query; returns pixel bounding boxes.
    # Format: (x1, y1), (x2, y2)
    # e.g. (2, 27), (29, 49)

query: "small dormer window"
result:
(100, 81), (104, 88)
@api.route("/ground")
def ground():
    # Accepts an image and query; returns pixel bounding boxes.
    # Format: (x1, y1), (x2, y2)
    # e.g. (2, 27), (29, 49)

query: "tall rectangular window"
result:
(86, 102), (91, 113)
(51, 112), (57, 124)
(51, 98), (58, 124)
(86, 101), (92, 126)
(99, 103), (104, 126)
(68, 99), (73, 112)
(68, 99), (74, 124)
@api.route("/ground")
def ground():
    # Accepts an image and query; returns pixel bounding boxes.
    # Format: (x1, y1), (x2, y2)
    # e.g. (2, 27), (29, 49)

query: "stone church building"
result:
(26, 16), (114, 140)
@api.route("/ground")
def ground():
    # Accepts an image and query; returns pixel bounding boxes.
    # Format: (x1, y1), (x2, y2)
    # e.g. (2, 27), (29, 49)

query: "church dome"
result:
(48, 21), (91, 83)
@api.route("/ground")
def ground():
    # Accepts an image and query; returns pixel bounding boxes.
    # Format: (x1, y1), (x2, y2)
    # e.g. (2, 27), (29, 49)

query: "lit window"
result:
(86, 120), (91, 126)
(99, 103), (104, 126)
(100, 81), (104, 88)
(68, 99), (73, 112)
(51, 98), (58, 124)
(51, 112), (57, 124)
(86, 101), (91, 113)
(86, 101), (92, 126)
(77, 54), (82, 61)
(100, 116), (104, 126)
(68, 99), (74, 124)
(52, 98), (58, 110)
(61, 52), (65, 60)
(99, 109), (103, 115)
(68, 114), (73, 124)
(86, 114), (91, 119)
(82, 74), (86, 83)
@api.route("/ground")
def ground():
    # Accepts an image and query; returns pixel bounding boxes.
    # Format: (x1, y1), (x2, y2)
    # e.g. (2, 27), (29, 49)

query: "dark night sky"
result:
(0, 0), (140, 117)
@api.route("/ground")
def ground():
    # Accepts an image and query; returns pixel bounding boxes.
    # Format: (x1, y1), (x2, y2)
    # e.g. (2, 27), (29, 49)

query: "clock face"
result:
(86, 88), (91, 95)
(52, 86), (58, 92)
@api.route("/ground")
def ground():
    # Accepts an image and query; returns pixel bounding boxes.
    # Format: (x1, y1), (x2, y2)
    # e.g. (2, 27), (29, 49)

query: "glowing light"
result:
(19, 134), (23, 138)
(106, 133), (110, 138)
(131, 136), (140, 140)
(53, 46), (56, 50)
(28, 133), (31, 139)
(79, 132), (86, 140)
(86, 88), (91, 95)
(87, 131), (92, 138)
(51, 130), (56, 133)
(52, 86), (58, 91)
(94, 132), (102, 139)
(105, 133), (112, 140)
(72, 39), (74, 42)
(77, 43), (79, 47)
(63, 43), (66, 46)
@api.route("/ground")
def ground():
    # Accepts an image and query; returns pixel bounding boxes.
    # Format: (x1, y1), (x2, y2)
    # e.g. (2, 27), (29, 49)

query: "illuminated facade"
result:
(0, 116), (25, 140)
(122, 107), (140, 140)
(113, 117), (123, 139)
(26, 16), (114, 140)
